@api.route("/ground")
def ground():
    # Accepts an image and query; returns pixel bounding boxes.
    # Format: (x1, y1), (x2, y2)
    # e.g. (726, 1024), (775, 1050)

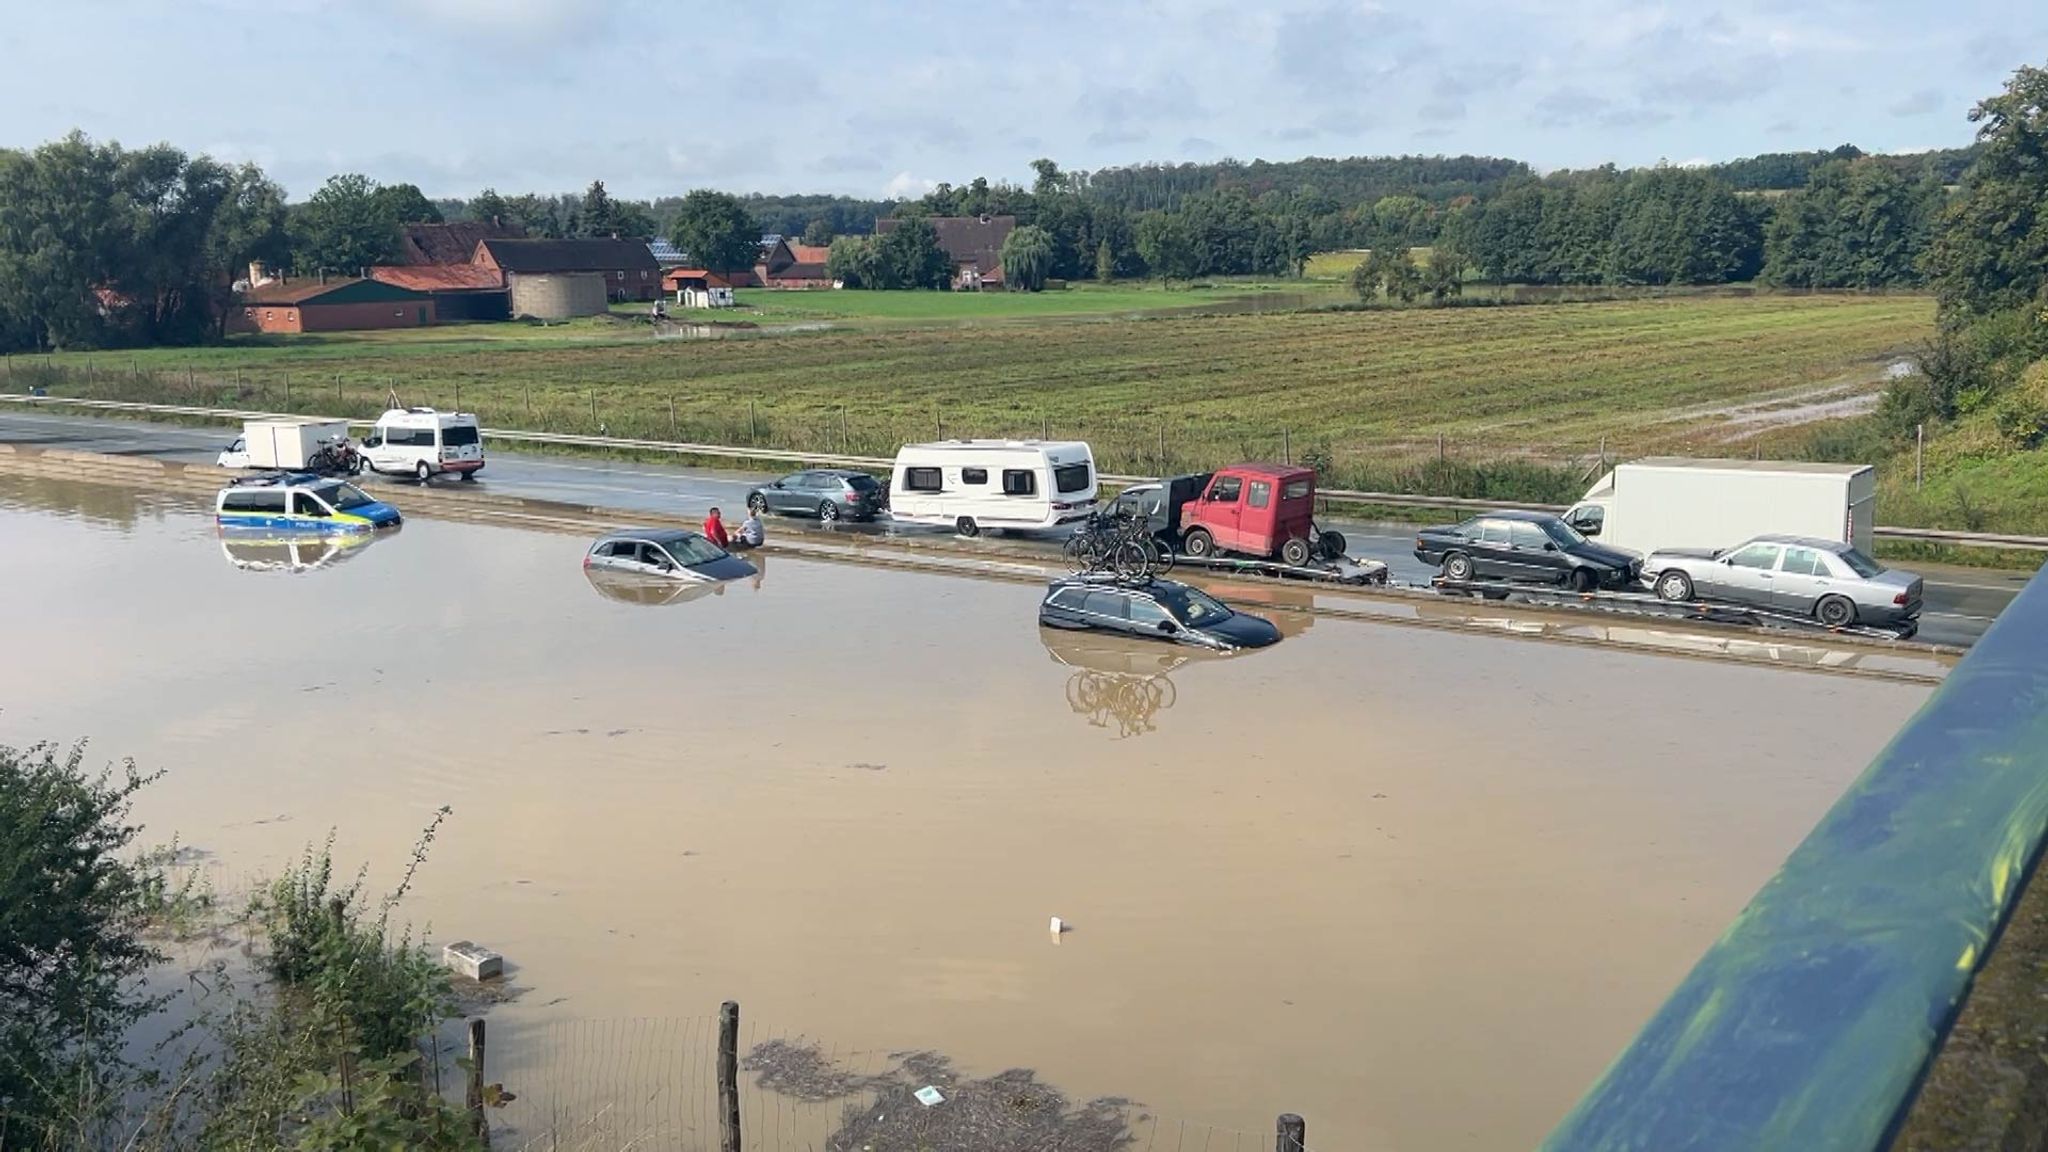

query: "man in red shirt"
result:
(703, 506), (731, 549)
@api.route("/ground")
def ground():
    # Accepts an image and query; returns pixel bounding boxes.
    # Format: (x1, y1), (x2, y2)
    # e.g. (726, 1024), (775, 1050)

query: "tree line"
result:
(0, 122), (2014, 351)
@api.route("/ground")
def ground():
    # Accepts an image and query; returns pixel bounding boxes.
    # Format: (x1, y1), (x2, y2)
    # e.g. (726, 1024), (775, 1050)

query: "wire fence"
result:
(475, 1012), (1300, 1152)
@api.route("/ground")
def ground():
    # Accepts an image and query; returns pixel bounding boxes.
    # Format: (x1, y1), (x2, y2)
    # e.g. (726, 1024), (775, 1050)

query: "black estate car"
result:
(1413, 510), (1641, 591)
(1038, 577), (1280, 652)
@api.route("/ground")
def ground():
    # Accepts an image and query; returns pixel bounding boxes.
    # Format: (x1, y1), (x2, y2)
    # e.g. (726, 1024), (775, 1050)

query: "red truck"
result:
(1177, 464), (1346, 566)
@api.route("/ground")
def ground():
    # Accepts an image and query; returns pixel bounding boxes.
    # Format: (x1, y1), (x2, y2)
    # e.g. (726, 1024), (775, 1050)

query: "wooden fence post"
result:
(456, 381), (463, 412)
(840, 406), (849, 454)
(284, 372), (291, 409)
(1276, 1113), (1305, 1152)
(1157, 423), (1166, 475)
(335, 374), (342, 409)
(466, 1018), (489, 1146)
(1283, 427), (1291, 466)
(669, 396), (678, 439)
(589, 389), (597, 428)
(749, 398), (758, 444)
(1436, 432), (1445, 464)
(718, 1001), (741, 1152)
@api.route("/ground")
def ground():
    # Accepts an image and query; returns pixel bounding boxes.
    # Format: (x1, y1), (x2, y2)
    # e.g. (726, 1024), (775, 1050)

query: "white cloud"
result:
(882, 172), (938, 199)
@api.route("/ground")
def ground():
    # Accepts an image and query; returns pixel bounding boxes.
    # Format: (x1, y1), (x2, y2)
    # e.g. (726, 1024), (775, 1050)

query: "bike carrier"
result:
(1429, 578), (1919, 641)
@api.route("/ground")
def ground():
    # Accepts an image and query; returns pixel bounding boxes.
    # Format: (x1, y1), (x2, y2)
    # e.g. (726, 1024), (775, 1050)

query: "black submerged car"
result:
(1038, 577), (1280, 652)
(1413, 510), (1641, 591)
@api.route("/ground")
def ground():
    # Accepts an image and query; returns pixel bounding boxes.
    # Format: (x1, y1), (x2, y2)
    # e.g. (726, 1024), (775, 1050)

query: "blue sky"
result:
(2, 0), (2039, 200)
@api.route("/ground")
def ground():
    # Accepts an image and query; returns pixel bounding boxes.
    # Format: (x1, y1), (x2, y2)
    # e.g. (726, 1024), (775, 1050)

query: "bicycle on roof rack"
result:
(1065, 505), (1175, 580)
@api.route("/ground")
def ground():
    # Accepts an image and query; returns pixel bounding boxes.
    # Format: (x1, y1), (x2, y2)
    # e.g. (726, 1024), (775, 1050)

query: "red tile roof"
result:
(785, 243), (832, 265)
(400, 222), (525, 265)
(369, 265), (505, 292)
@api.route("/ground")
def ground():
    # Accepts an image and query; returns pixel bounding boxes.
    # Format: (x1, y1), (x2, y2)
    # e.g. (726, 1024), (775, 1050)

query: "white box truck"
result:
(219, 418), (352, 470)
(1563, 458), (1875, 556)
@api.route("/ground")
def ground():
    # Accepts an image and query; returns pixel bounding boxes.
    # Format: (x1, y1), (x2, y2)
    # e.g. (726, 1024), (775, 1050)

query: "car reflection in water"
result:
(584, 552), (768, 607)
(1041, 630), (1194, 740)
(218, 526), (390, 574)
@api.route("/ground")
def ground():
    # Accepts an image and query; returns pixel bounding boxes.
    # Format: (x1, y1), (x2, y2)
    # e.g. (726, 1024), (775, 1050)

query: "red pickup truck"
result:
(1177, 464), (1346, 566)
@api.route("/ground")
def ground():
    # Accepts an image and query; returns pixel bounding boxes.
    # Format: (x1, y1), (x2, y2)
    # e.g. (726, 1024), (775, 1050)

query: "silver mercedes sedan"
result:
(1640, 534), (1923, 631)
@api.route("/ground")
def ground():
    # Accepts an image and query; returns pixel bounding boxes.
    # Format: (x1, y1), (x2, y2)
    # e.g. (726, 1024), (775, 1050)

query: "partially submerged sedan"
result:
(1642, 534), (1922, 631)
(1038, 576), (1280, 652)
(583, 528), (756, 583)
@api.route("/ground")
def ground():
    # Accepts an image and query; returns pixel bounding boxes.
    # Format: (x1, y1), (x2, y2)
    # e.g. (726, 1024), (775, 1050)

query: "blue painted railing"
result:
(1544, 566), (2048, 1151)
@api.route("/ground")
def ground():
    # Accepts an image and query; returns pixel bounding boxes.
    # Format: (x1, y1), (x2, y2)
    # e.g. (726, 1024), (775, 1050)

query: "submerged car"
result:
(747, 469), (887, 522)
(1642, 534), (1923, 630)
(1037, 576), (1280, 652)
(1414, 510), (1640, 591)
(215, 473), (401, 532)
(582, 528), (756, 583)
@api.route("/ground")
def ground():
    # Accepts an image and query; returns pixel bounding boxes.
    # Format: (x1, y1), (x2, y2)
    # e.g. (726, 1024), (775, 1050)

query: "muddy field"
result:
(0, 476), (1929, 1150)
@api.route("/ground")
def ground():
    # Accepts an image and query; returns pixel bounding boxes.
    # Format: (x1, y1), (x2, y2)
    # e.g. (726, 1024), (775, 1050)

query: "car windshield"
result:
(1540, 518), (1587, 548)
(314, 483), (375, 510)
(657, 534), (728, 565)
(1155, 584), (1233, 626)
(1838, 547), (1884, 578)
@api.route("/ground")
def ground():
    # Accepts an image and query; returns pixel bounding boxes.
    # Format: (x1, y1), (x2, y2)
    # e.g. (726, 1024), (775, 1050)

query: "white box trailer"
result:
(237, 418), (351, 470)
(1564, 458), (1875, 557)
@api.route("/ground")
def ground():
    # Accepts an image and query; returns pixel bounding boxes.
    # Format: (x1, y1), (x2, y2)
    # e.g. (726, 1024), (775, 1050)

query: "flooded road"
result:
(0, 475), (1930, 1150)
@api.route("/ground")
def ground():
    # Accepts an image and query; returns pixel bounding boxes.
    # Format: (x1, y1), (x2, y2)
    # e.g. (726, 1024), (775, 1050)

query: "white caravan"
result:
(888, 440), (1098, 536)
(361, 407), (485, 481)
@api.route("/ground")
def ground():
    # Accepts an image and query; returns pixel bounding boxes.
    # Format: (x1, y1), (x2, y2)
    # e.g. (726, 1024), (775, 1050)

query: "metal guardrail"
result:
(1542, 563), (2048, 1150)
(4, 393), (2044, 550)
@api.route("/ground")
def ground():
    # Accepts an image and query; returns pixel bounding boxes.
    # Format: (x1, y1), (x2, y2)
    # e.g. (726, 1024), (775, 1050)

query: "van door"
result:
(1200, 474), (1244, 550)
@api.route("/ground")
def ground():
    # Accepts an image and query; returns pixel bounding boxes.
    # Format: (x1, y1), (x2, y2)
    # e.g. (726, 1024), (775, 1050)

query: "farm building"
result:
(473, 238), (662, 302)
(662, 269), (736, 308)
(875, 214), (1015, 290)
(229, 277), (434, 334)
(398, 221), (524, 265)
(757, 240), (833, 288)
(507, 273), (610, 320)
(367, 264), (510, 323)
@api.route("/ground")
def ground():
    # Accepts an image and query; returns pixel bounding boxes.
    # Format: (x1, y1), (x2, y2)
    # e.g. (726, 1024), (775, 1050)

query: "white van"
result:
(361, 407), (484, 481)
(889, 440), (1097, 536)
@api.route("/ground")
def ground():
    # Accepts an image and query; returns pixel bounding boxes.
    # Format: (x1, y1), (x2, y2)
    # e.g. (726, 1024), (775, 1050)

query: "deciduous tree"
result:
(290, 173), (400, 274)
(1000, 224), (1054, 291)
(669, 189), (761, 275)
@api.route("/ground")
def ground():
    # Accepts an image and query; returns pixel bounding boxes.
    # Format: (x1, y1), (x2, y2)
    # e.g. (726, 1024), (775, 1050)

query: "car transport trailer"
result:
(1430, 577), (1921, 642)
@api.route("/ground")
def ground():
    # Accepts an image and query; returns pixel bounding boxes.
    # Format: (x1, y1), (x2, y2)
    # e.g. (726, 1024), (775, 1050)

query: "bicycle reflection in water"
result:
(1064, 669), (1177, 739)
(1041, 632), (1193, 740)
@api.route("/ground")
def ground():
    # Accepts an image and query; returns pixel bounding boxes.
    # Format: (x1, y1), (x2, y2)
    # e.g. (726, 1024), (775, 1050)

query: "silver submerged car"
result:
(1641, 534), (1922, 631)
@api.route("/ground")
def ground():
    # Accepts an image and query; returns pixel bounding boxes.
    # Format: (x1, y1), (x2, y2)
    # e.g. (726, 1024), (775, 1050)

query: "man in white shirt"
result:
(733, 510), (765, 549)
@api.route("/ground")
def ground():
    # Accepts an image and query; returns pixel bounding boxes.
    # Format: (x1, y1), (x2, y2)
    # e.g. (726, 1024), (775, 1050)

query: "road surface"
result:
(0, 408), (2019, 648)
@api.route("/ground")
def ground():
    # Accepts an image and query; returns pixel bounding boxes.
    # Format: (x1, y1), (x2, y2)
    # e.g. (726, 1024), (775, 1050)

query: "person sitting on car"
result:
(703, 507), (731, 549)
(732, 510), (764, 550)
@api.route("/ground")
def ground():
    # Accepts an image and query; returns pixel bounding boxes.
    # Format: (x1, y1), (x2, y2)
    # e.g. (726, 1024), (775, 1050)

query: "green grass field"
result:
(11, 293), (1934, 497)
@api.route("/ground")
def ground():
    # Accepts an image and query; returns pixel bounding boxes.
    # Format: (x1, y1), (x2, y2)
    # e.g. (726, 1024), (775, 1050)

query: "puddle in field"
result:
(0, 475), (1930, 1151)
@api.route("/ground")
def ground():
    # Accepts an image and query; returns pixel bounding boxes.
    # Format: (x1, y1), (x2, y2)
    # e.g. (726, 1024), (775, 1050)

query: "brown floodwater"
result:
(0, 475), (1930, 1151)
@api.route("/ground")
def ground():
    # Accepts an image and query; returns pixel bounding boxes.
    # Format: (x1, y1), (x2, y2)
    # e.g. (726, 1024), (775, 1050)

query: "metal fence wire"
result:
(478, 1014), (1275, 1152)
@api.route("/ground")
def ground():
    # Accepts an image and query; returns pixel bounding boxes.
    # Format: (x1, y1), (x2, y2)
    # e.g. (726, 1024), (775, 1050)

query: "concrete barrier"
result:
(1543, 562), (2048, 1149)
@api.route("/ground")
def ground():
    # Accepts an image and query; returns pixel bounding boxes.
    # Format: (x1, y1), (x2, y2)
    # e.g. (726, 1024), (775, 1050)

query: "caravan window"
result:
(904, 467), (943, 492)
(961, 468), (988, 485)
(1002, 469), (1037, 496)
(1054, 463), (1092, 494)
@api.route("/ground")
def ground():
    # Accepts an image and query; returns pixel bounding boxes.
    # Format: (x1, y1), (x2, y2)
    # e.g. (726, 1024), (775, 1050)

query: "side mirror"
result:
(1721, 557), (1734, 566)
(1543, 542), (1558, 552)
(1157, 619), (1178, 634)
(1579, 522), (1601, 536)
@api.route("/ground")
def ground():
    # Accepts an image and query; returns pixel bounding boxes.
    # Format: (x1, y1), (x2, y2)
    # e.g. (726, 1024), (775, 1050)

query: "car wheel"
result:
(1655, 570), (1694, 602)
(956, 516), (979, 537)
(1317, 530), (1347, 560)
(1816, 595), (1857, 628)
(1281, 537), (1313, 567)
(819, 501), (841, 522)
(747, 493), (768, 515)
(414, 461), (431, 483)
(1442, 552), (1474, 582)
(1183, 528), (1214, 558)
(460, 470), (477, 482)
(1566, 567), (1599, 593)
